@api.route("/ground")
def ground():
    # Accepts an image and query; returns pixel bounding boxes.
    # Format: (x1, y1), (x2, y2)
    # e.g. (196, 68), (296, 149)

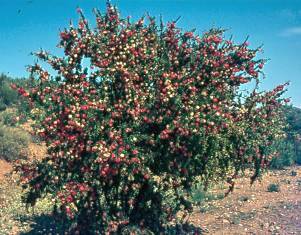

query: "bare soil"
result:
(0, 159), (12, 181)
(190, 166), (301, 234)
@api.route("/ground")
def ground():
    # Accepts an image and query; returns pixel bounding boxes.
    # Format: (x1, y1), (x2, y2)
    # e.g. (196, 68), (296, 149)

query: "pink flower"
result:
(67, 195), (74, 203)
(184, 32), (194, 38)
(76, 7), (82, 14)
(81, 105), (88, 111)
(60, 32), (70, 40)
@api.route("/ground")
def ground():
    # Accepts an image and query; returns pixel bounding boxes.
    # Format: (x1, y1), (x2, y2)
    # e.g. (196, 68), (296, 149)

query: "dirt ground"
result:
(190, 166), (301, 234)
(0, 159), (12, 181)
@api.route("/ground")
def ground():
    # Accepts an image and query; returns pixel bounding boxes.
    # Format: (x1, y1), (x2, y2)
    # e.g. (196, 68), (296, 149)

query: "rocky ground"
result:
(190, 166), (301, 234)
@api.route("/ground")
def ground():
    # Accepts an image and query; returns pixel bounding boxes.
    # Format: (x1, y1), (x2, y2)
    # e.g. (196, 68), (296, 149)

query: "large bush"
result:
(16, 3), (288, 233)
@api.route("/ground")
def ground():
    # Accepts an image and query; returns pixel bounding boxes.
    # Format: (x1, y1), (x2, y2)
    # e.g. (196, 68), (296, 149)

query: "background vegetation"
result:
(0, 74), (31, 162)
(270, 105), (301, 168)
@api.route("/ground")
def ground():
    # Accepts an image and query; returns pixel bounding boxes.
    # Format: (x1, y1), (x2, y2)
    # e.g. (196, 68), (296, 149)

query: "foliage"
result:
(270, 139), (295, 169)
(0, 108), (17, 126)
(0, 74), (31, 125)
(284, 105), (301, 164)
(0, 74), (19, 111)
(15, 3), (287, 233)
(0, 108), (26, 126)
(270, 105), (301, 168)
(285, 105), (301, 133)
(0, 124), (30, 161)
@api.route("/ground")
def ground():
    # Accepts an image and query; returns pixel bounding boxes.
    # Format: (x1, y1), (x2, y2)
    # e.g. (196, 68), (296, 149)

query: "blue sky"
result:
(0, 0), (301, 106)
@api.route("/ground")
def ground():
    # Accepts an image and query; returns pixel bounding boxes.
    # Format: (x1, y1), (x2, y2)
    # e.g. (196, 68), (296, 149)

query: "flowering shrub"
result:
(15, 3), (288, 233)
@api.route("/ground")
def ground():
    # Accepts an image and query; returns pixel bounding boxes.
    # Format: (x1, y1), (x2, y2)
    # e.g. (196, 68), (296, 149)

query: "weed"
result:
(238, 195), (250, 202)
(267, 183), (280, 192)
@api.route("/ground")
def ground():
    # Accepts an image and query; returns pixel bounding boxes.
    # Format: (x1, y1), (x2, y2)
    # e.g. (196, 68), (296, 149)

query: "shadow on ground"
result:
(18, 215), (205, 235)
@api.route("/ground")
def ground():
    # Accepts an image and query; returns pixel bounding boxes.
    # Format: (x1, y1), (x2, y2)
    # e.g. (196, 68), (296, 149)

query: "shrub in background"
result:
(16, 3), (288, 233)
(285, 106), (301, 165)
(0, 124), (30, 161)
(269, 106), (301, 168)
(0, 74), (31, 123)
(0, 74), (19, 110)
(0, 108), (19, 126)
(270, 139), (296, 169)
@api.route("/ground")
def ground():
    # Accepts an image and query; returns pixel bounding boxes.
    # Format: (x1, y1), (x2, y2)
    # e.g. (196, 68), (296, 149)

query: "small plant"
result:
(238, 195), (250, 202)
(199, 204), (218, 213)
(280, 179), (291, 184)
(267, 183), (280, 192)
(230, 211), (256, 224)
(191, 185), (207, 205)
(191, 184), (224, 205)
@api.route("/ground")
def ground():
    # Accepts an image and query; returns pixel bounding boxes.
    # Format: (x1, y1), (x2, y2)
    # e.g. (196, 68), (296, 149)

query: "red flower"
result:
(79, 185), (87, 192)
(10, 83), (17, 90)
(81, 105), (89, 111)
(184, 32), (194, 38)
(67, 195), (74, 203)
(60, 32), (70, 40)
(17, 87), (25, 95)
